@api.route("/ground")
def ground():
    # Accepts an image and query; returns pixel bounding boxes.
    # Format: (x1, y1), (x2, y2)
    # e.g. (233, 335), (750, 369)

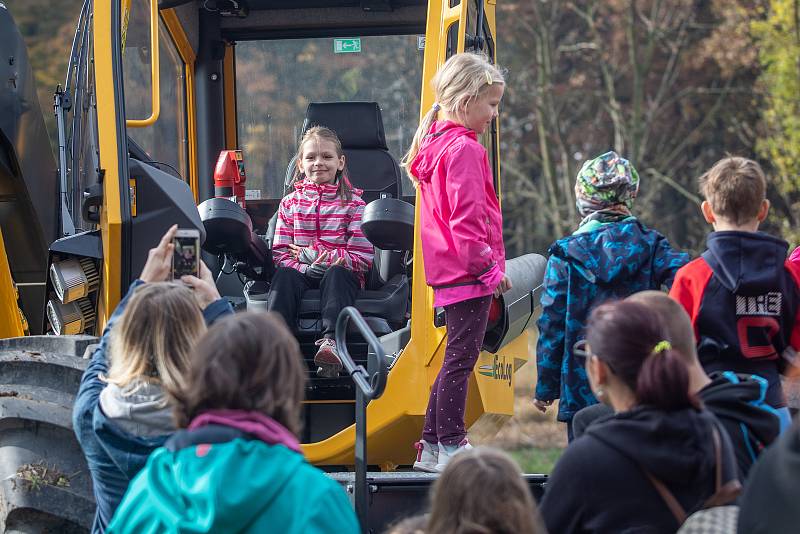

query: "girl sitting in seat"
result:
(268, 126), (373, 377)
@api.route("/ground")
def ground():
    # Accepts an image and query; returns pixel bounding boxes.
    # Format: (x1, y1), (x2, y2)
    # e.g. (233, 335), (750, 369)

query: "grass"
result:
(509, 447), (563, 474)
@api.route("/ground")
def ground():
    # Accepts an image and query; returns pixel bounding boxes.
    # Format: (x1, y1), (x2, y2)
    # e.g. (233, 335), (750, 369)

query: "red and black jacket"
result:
(670, 231), (800, 408)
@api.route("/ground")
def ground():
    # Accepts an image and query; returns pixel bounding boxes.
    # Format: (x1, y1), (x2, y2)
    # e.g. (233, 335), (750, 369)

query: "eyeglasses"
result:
(573, 339), (592, 367)
(573, 339), (615, 373)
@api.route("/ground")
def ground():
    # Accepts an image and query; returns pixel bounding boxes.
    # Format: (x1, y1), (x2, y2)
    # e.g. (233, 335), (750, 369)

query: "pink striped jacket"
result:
(273, 180), (374, 287)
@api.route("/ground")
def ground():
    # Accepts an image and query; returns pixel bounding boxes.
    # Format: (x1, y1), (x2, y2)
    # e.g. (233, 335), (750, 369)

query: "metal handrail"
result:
(126, 0), (161, 128)
(335, 307), (388, 534)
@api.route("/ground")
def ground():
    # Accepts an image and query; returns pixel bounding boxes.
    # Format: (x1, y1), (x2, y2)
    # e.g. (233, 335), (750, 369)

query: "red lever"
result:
(214, 150), (247, 208)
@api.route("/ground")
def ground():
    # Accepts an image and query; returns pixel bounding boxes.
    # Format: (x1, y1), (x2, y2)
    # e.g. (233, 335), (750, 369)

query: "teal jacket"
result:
(108, 437), (359, 534)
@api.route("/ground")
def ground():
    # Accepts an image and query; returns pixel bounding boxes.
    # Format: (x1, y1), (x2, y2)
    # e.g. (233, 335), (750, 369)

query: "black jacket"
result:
(541, 407), (739, 534)
(670, 231), (800, 407)
(701, 372), (781, 477)
(738, 421), (800, 533)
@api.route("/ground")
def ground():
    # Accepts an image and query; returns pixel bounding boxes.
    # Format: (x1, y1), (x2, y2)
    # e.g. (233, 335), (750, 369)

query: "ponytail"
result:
(636, 344), (698, 411)
(400, 53), (506, 184)
(586, 300), (701, 412)
(400, 105), (439, 184)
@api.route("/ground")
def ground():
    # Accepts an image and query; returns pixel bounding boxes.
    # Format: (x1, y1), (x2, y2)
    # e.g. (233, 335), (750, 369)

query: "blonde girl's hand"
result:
(140, 225), (177, 283)
(533, 398), (553, 413)
(181, 261), (222, 309)
(493, 275), (512, 298)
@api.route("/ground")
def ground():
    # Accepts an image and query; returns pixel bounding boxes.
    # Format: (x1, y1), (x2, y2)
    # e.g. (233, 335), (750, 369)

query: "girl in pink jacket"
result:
(402, 53), (511, 472)
(268, 126), (373, 378)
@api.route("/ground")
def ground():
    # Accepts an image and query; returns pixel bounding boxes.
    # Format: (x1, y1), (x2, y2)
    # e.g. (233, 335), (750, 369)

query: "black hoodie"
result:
(670, 231), (800, 407)
(737, 422), (800, 533)
(541, 407), (739, 534)
(701, 371), (781, 477)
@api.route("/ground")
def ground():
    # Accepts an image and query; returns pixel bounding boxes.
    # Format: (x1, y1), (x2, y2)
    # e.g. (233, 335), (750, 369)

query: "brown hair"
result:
(699, 156), (766, 225)
(586, 300), (700, 411)
(292, 125), (353, 202)
(626, 291), (698, 364)
(427, 447), (546, 534)
(401, 53), (505, 183)
(106, 282), (205, 396)
(172, 312), (306, 435)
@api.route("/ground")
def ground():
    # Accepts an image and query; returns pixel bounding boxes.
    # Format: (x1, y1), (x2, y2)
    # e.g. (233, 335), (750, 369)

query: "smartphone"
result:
(172, 228), (200, 279)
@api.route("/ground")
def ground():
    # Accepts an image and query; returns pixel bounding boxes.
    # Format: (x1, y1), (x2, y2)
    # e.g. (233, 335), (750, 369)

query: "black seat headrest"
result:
(302, 102), (387, 150)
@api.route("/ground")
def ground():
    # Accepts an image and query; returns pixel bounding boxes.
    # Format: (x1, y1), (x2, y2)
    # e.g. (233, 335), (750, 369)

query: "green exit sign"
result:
(334, 38), (362, 53)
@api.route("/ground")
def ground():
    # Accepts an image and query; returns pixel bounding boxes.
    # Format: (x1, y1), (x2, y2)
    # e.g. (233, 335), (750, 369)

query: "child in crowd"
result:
(572, 291), (781, 478)
(669, 157), (800, 431)
(534, 152), (689, 439)
(402, 53), (511, 472)
(541, 300), (740, 533)
(427, 447), (546, 534)
(73, 225), (233, 534)
(268, 126), (373, 377)
(108, 312), (359, 533)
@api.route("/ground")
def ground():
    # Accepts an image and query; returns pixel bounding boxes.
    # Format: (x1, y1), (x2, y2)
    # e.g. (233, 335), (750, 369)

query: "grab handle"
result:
(126, 0), (161, 128)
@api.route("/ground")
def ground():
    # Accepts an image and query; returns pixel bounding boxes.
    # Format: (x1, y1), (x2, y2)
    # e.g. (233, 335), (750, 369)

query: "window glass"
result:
(122, 0), (188, 180)
(236, 35), (425, 199)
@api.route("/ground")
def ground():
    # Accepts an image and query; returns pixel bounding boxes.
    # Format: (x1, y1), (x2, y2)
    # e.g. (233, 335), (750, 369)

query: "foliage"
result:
(509, 446), (564, 474)
(752, 0), (800, 242)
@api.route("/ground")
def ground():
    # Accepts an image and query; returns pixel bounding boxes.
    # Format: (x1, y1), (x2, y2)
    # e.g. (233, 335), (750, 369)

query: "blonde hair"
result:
(427, 447), (546, 534)
(105, 282), (205, 397)
(401, 53), (505, 182)
(699, 156), (766, 225)
(292, 125), (353, 202)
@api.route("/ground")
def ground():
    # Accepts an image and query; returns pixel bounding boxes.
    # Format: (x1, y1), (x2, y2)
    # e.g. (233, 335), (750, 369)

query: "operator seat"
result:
(255, 102), (411, 337)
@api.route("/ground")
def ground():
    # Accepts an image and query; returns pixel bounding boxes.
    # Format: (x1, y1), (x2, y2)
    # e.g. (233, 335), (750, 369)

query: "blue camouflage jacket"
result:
(535, 219), (689, 422)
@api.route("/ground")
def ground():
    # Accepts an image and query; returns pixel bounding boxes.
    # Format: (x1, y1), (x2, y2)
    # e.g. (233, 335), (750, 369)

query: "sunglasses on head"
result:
(573, 339), (615, 373)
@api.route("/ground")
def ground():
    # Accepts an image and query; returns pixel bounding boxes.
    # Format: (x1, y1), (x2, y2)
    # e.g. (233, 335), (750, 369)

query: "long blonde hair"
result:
(105, 282), (205, 397)
(292, 126), (353, 202)
(401, 53), (505, 182)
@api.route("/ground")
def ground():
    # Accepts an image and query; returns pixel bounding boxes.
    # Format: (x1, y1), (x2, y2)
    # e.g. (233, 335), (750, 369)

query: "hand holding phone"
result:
(172, 229), (200, 279)
(140, 225), (178, 283)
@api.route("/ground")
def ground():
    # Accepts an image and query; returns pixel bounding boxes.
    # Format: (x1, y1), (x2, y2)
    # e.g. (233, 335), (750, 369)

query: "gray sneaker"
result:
(314, 338), (343, 378)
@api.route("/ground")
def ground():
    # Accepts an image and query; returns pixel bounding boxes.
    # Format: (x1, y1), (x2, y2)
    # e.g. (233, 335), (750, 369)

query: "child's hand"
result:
(533, 398), (553, 413)
(494, 275), (512, 298)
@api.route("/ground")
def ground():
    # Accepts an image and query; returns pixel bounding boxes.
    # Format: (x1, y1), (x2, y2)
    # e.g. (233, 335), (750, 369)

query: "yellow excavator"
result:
(0, 1), (546, 531)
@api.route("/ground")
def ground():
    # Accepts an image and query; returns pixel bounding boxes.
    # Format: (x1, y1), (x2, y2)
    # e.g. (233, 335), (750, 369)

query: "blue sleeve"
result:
(653, 236), (690, 289)
(72, 279), (145, 443)
(203, 298), (234, 326)
(535, 255), (568, 401)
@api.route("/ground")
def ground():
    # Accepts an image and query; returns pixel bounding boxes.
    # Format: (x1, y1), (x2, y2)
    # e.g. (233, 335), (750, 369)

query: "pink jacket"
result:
(273, 180), (373, 287)
(410, 121), (505, 306)
(791, 246), (800, 267)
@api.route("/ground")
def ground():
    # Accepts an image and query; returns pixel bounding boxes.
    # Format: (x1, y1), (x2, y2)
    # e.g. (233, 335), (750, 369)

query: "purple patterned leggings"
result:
(422, 295), (492, 446)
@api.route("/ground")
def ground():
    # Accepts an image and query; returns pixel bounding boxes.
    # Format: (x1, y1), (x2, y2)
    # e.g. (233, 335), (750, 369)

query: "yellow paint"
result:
(0, 228), (25, 338)
(223, 43), (238, 149)
(161, 9), (199, 201)
(126, 0), (161, 128)
(94, 0), (124, 330)
(302, 1), (516, 467)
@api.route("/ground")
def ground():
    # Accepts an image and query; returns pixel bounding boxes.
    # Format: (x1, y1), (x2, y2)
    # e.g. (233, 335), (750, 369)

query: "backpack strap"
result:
(639, 423), (742, 526)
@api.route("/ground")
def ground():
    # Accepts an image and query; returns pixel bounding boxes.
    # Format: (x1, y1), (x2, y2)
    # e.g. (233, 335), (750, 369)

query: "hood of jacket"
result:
(700, 371), (781, 448)
(410, 120), (476, 184)
(585, 406), (735, 487)
(129, 438), (308, 531)
(99, 382), (174, 437)
(550, 219), (667, 284)
(702, 231), (788, 295)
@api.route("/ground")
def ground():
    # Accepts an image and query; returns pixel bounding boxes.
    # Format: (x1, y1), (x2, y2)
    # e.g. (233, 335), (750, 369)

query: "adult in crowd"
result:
(540, 300), (740, 533)
(426, 447), (546, 534)
(108, 312), (359, 533)
(572, 291), (781, 478)
(72, 225), (233, 533)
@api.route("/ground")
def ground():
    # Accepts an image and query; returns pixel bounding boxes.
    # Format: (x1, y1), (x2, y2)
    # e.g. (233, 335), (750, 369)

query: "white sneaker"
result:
(413, 440), (439, 473)
(435, 438), (473, 472)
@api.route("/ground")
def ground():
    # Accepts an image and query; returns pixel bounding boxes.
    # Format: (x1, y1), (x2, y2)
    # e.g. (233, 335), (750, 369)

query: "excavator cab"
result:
(0, 1), (547, 531)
